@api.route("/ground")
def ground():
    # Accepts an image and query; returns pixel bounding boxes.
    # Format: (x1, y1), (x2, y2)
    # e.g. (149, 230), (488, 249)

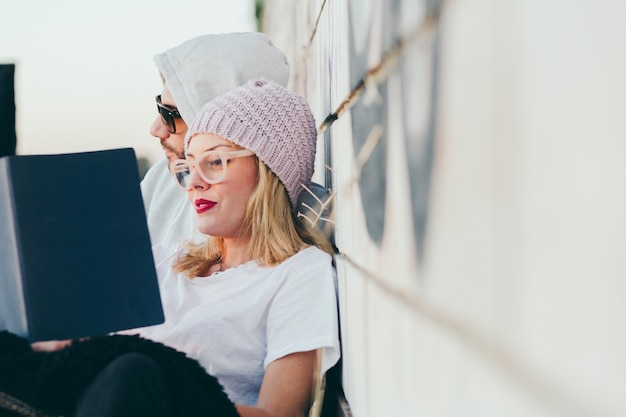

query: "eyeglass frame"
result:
(169, 149), (256, 190)
(156, 95), (182, 134)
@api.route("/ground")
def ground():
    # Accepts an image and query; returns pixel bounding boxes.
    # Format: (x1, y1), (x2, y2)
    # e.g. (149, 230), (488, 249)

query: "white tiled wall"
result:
(263, 0), (626, 416)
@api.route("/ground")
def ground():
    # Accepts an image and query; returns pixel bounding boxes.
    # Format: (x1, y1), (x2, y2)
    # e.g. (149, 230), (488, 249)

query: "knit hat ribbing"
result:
(185, 79), (318, 208)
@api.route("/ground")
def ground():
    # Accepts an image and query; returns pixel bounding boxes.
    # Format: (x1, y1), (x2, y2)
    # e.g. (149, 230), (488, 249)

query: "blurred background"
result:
(0, 0), (257, 175)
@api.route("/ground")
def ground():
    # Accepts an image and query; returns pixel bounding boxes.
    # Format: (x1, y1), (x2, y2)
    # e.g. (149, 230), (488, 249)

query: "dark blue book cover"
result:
(0, 148), (164, 342)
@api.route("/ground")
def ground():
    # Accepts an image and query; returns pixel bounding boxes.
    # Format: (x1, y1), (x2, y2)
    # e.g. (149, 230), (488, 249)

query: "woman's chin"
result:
(197, 225), (216, 236)
(196, 219), (226, 237)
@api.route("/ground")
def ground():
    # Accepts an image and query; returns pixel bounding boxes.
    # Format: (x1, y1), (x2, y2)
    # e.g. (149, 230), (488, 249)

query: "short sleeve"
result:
(264, 248), (340, 376)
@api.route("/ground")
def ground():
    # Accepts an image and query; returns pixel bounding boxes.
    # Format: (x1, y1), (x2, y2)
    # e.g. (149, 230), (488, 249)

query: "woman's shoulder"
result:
(274, 246), (334, 278)
(286, 245), (332, 265)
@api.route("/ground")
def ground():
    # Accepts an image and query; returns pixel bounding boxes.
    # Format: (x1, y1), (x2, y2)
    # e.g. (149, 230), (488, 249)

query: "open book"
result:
(0, 148), (164, 342)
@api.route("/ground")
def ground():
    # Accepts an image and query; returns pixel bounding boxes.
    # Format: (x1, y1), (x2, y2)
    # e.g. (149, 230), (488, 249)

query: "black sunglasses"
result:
(156, 95), (182, 134)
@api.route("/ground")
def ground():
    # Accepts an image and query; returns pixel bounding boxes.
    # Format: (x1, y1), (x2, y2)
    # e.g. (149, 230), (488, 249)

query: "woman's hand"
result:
(31, 339), (73, 352)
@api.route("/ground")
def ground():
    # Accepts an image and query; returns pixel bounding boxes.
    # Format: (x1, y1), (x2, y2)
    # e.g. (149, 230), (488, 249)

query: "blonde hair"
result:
(174, 158), (333, 278)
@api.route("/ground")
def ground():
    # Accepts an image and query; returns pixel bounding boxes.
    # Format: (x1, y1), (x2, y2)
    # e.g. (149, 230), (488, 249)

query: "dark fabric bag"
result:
(0, 331), (239, 417)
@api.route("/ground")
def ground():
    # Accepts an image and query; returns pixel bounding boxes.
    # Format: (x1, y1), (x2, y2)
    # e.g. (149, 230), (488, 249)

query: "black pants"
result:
(75, 353), (172, 417)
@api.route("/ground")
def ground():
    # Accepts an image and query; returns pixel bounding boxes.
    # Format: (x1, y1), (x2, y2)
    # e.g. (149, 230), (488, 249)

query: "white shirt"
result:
(129, 244), (340, 406)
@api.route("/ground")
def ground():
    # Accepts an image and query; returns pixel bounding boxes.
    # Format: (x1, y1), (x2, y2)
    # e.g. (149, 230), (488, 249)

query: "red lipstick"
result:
(195, 198), (216, 214)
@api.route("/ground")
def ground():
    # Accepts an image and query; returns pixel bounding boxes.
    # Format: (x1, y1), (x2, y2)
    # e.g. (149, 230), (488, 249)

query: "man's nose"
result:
(150, 116), (170, 138)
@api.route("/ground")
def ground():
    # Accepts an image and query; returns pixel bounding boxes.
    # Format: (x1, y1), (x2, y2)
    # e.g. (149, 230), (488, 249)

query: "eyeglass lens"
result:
(172, 153), (227, 189)
(170, 150), (254, 190)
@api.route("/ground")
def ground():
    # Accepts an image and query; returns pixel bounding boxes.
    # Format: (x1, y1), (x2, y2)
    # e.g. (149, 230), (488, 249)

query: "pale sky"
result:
(0, 0), (257, 167)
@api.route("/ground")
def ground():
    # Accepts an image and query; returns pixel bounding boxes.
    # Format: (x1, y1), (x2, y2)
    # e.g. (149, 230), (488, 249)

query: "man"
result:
(141, 32), (290, 246)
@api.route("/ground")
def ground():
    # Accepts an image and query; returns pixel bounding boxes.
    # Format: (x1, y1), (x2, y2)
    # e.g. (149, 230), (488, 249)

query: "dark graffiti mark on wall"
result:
(349, 84), (389, 245)
(347, 0), (393, 245)
(347, 0), (440, 263)
(401, 31), (439, 262)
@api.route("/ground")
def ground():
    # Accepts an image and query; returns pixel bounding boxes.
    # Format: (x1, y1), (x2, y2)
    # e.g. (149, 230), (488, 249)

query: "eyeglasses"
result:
(156, 95), (182, 134)
(169, 150), (255, 190)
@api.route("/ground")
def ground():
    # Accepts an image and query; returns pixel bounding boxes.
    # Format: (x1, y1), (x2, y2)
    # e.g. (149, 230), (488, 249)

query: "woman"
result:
(137, 79), (340, 417)
(26, 79), (339, 417)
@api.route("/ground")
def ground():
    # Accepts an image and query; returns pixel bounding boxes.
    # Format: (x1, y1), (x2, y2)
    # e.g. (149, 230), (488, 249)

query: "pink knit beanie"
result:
(185, 79), (317, 209)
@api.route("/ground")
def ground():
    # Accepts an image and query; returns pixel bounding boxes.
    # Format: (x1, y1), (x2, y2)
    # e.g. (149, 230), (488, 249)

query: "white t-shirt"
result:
(129, 244), (340, 406)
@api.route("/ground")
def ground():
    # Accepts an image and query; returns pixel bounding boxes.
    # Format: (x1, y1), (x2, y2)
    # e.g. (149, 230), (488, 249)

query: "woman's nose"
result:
(186, 166), (210, 190)
(150, 116), (170, 139)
